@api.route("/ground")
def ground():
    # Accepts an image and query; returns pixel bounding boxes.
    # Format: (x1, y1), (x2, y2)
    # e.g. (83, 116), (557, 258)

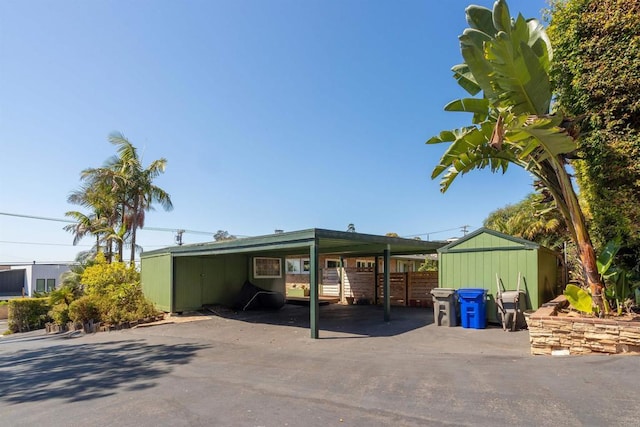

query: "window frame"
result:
(253, 257), (282, 279)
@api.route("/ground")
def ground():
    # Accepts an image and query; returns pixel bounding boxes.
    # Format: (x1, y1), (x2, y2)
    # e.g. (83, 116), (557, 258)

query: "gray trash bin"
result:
(430, 288), (458, 327)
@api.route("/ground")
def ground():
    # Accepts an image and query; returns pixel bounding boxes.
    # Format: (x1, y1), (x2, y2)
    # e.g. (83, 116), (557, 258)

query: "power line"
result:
(0, 240), (92, 247)
(0, 211), (216, 235)
(402, 225), (474, 240)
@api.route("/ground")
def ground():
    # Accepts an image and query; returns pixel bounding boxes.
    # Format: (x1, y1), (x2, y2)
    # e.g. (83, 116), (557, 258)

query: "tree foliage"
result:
(426, 0), (604, 308)
(214, 230), (237, 241)
(65, 132), (173, 264)
(483, 193), (568, 250)
(547, 0), (640, 272)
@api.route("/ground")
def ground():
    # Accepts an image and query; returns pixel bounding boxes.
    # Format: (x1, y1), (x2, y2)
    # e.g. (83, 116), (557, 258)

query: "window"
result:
(325, 259), (341, 268)
(35, 278), (56, 293)
(397, 260), (414, 273)
(253, 257), (282, 278)
(286, 258), (310, 274)
(356, 259), (375, 271)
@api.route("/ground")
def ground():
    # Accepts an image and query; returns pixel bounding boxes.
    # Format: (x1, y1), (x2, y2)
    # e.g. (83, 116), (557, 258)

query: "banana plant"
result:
(597, 238), (635, 315)
(427, 0), (605, 312)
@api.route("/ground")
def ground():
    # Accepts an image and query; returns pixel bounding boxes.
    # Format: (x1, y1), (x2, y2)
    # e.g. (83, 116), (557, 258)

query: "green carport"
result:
(141, 228), (445, 339)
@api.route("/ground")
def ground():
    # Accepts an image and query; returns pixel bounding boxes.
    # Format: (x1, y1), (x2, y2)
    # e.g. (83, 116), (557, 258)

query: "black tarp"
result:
(232, 281), (285, 311)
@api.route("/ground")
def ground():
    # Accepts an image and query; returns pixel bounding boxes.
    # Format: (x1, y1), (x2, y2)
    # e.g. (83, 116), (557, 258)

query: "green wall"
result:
(173, 254), (250, 312)
(438, 231), (558, 324)
(143, 253), (286, 313)
(141, 253), (173, 312)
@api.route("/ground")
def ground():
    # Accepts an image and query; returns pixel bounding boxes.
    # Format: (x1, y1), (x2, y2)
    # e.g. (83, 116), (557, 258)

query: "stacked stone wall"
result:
(527, 296), (640, 355)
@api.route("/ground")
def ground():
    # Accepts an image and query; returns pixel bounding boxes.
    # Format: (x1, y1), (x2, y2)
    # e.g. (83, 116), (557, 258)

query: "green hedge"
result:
(8, 298), (50, 333)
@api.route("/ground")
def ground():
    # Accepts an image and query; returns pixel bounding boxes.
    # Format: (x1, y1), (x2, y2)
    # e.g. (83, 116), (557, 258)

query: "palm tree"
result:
(66, 132), (173, 265)
(107, 132), (173, 264)
(66, 167), (123, 262)
(427, 1), (605, 311)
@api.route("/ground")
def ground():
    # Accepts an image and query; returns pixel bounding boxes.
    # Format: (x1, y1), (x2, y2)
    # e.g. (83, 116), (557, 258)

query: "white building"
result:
(0, 263), (71, 298)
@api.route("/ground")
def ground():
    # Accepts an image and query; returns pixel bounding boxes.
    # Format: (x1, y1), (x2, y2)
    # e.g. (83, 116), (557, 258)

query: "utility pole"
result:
(175, 229), (185, 246)
(461, 225), (470, 236)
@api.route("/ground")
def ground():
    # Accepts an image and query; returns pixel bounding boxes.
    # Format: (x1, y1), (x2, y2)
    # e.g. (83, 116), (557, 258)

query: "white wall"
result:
(10, 264), (71, 296)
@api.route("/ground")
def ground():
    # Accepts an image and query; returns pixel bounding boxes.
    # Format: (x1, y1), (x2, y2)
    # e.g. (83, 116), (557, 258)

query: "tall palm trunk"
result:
(129, 196), (139, 265)
(554, 161), (604, 313)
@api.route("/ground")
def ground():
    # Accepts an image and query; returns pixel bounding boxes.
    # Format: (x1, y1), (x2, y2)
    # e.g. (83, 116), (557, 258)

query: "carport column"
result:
(310, 239), (320, 339)
(384, 246), (391, 322)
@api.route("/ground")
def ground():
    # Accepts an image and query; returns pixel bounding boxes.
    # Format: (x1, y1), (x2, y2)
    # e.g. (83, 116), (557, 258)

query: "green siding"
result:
(440, 249), (538, 323)
(173, 254), (252, 312)
(201, 254), (250, 306)
(174, 257), (203, 312)
(141, 253), (173, 312)
(438, 231), (559, 324)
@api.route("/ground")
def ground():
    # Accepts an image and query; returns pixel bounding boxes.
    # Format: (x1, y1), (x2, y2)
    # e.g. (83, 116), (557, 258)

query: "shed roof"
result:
(142, 228), (446, 258)
(437, 227), (540, 254)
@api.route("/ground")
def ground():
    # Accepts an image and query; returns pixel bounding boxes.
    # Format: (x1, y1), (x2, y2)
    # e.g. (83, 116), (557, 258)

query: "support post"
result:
(374, 256), (379, 305)
(310, 239), (320, 339)
(383, 246), (391, 322)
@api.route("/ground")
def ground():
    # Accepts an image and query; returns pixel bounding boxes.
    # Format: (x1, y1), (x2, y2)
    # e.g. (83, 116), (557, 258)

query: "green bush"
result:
(78, 253), (158, 325)
(8, 298), (50, 333)
(49, 303), (71, 325)
(47, 285), (81, 326)
(68, 296), (101, 324)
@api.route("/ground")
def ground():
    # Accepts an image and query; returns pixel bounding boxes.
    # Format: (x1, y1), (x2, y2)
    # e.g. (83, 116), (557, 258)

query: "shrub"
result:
(8, 298), (50, 333)
(77, 254), (158, 325)
(81, 252), (139, 297)
(49, 303), (71, 325)
(68, 296), (101, 324)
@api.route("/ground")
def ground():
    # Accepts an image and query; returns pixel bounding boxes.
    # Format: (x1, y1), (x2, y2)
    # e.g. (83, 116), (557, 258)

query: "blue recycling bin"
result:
(457, 288), (487, 329)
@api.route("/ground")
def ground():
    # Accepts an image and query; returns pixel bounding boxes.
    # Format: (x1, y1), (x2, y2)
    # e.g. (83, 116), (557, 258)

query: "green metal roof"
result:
(437, 227), (541, 253)
(142, 228), (446, 258)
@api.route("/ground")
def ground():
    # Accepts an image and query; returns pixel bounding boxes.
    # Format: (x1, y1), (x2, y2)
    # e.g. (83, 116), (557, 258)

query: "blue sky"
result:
(0, 0), (548, 263)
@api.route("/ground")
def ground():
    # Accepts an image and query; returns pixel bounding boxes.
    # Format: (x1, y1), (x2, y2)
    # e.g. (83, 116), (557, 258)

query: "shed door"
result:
(174, 257), (203, 312)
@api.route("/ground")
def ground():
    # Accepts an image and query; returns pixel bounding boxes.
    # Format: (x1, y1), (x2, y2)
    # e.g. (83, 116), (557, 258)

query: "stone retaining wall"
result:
(526, 296), (640, 355)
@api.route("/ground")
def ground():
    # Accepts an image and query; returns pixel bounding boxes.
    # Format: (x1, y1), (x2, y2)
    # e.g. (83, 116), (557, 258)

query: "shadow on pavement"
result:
(205, 303), (435, 338)
(0, 339), (208, 404)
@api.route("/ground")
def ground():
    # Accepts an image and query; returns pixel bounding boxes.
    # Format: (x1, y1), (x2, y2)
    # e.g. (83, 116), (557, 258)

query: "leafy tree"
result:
(347, 223), (356, 233)
(483, 193), (568, 250)
(214, 230), (237, 241)
(426, 1), (605, 310)
(546, 0), (640, 273)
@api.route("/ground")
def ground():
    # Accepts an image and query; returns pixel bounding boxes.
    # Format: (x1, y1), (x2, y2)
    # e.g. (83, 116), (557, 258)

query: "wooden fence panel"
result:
(407, 271), (438, 307)
(377, 272), (408, 306)
(343, 268), (375, 303)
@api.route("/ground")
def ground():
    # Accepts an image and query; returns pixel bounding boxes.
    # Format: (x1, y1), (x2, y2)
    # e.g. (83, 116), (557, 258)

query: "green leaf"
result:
(444, 98), (490, 114)
(465, 5), (496, 36)
(563, 284), (593, 314)
(452, 64), (481, 96)
(492, 0), (512, 34)
(596, 238), (622, 276)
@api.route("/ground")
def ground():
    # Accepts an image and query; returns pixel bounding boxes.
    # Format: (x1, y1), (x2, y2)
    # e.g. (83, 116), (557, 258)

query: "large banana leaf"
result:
(597, 238), (622, 276)
(455, 0), (552, 116)
(564, 284), (594, 314)
(465, 5), (496, 36)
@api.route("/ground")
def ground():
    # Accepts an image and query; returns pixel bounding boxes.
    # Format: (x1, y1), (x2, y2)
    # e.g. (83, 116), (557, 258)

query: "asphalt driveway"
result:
(0, 304), (638, 426)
